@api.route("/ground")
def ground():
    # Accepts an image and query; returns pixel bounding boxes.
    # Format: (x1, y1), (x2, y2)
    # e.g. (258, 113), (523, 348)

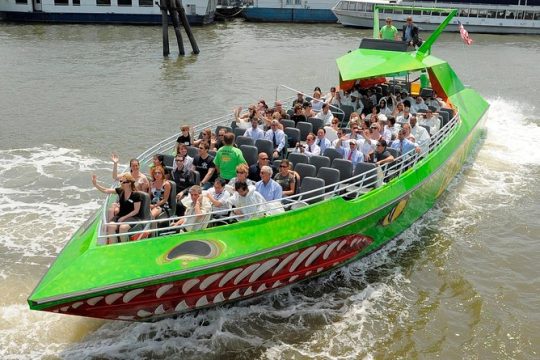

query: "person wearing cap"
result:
(380, 17), (399, 40)
(315, 102), (334, 125)
(292, 93), (305, 108)
(334, 137), (365, 169)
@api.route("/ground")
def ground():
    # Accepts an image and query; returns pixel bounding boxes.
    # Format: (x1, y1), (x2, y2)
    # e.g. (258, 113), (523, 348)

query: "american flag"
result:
(457, 21), (473, 46)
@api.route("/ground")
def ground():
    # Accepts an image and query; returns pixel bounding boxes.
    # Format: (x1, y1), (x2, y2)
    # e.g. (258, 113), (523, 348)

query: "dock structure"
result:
(159, 0), (200, 56)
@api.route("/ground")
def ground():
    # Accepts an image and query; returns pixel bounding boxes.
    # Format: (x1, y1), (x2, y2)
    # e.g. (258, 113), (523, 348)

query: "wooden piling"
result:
(160, 0), (169, 56)
(175, 0), (200, 55)
(169, 0), (185, 56)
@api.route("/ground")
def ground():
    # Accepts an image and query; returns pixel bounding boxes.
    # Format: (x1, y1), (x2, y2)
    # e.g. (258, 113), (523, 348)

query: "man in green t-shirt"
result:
(379, 17), (398, 41)
(214, 133), (247, 181)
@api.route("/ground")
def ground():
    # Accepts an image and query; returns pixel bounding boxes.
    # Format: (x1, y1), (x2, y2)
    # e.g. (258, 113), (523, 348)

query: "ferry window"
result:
(349, 2), (356, 11)
(394, 9), (402, 15)
(524, 11), (533, 20)
(422, 11), (431, 16)
(15, 0), (27, 3)
(294, 0), (301, 4)
(432, 11), (440, 16)
(54, 0), (68, 4)
(366, 4), (372, 12)
(96, 0), (111, 5)
(118, 0), (131, 5)
(516, 11), (524, 20)
(412, 10), (421, 16)
(139, 0), (153, 6)
(469, 9), (478, 18)
(487, 10), (496, 19)
(534, 12), (540, 20)
(340, 1), (348, 10)
(505, 10), (514, 19)
(403, 9), (412, 15)
(459, 9), (469, 17)
(478, 10), (487, 18)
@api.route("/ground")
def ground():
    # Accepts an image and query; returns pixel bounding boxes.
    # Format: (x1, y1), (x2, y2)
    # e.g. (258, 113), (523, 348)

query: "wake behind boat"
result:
(28, 7), (489, 322)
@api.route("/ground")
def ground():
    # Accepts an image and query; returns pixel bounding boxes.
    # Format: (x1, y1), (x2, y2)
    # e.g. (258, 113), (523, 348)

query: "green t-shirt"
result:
(380, 25), (398, 40)
(214, 145), (246, 180)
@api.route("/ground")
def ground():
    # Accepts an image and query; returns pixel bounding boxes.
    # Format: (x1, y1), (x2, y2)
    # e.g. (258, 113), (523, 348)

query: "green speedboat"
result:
(28, 7), (489, 322)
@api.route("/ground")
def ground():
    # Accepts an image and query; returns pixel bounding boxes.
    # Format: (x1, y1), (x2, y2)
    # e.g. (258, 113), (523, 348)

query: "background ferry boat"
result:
(0, 0), (217, 25)
(332, 0), (540, 34)
(242, 0), (338, 23)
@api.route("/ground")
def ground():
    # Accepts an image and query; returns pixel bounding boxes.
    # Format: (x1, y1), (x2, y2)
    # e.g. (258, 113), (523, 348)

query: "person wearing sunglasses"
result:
(91, 173), (142, 244)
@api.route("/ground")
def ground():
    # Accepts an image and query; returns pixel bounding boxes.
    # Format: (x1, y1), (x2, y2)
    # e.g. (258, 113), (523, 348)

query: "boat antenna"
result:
(372, 5), (457, 60)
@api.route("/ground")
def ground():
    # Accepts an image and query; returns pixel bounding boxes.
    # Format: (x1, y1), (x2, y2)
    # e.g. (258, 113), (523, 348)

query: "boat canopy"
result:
(336, 48), (447, 83)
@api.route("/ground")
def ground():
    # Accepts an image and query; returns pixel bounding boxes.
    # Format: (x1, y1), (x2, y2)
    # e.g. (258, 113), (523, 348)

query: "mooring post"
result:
(159, 0), (170, 56)
(168, 0), (185, 56)
(175, 0), (200, 54)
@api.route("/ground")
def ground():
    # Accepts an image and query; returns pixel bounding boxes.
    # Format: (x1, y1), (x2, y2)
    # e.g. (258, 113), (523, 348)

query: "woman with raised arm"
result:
(92, 173), (142, 244)
(148, 165), (172, 219)
(111, 153), (150, 193)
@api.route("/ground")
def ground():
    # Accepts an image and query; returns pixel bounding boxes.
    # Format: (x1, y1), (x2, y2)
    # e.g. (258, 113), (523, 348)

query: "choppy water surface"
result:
(0, 21), (539, 359)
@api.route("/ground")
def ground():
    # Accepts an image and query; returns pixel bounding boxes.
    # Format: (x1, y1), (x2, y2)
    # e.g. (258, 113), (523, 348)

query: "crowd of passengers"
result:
(92, 83), (450, 243)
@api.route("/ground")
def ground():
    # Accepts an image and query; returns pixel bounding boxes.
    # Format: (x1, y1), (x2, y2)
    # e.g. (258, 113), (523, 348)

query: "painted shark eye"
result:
(166, 240), (220, 261)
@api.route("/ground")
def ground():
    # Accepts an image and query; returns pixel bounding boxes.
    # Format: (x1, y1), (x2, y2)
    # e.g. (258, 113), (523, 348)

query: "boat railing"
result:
(96, 110), (459, 243)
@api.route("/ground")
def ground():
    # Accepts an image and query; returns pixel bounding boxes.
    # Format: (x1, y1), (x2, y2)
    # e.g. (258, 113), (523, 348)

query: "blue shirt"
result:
(390, 138), (417, 156)
(264, 129), (287, 153)
(256, 179), (283, 201)
(244, 127), (265, 141)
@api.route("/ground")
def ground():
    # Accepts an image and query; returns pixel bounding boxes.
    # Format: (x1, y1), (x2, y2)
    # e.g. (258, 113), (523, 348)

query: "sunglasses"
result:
(121, 180), (131, 184)
(175, 159), (184, 162)
(279, 165), (288, 168)
(261, 157), (269, 160)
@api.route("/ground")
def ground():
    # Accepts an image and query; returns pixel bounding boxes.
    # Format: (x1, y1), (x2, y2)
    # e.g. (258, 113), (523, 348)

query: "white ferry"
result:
(0, 0), (217, 25)
(242, 0), (338, 23)
(332, 0), (540, 34)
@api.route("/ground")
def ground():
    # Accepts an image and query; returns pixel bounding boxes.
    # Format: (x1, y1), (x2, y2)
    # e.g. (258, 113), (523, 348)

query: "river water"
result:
(0, 20), (539, 359)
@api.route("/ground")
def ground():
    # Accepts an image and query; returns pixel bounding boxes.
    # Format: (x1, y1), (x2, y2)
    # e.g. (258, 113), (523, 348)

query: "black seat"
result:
(255, 139), (274, 159)
(352, 162), (378, 188)
(307, 117), (325, 134)
(386, 147), (400, 159)
(339, 105), (354, 127)
(234, 127), (246, 138)
(240, 145), (258, 166)
(215, 125), (233, 136)
(420, 124), (431, 135)
(317, 167), (340, 194)
(296, 121), (313, 142)
(294, 163), (317, 187)
(287, 152), (309, 167)
(281, 119), (295, 129)
(236, 135), (255, 147)
(187, 146), (198, 159)
(284, 127), (301, 148)
(323, 148), (342, 165)
(331, 158), (353, 182)
(129, 191), (152, 240)
(298, 177), (325, 204)
(309, 155), (331, 173)
(419, 88), (434, 98)
(160, 154), (175, 172)
(157, 180), (177, 220)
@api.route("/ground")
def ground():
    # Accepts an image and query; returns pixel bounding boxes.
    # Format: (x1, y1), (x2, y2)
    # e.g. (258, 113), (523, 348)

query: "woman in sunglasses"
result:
(91, 173), (142, 244)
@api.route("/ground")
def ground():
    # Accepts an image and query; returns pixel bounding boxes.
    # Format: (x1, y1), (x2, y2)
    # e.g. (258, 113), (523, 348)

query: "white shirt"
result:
(315, 109), (334, 125)
(411, 125), (431, 153)
(228, 189), (267, 221)
(206, 187), (231, 217)
(295, 143), (321, 157)
(419, 115), (441, 135)
(244, 126), (265, 141)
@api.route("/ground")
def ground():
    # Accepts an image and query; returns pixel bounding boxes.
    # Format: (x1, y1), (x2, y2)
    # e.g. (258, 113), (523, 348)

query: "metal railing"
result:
(97, 100), (459, 243)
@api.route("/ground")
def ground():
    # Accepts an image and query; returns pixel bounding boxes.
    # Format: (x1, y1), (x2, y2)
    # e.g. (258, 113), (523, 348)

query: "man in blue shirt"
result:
(264, 120), (287, 159)
(256, 166), (282, 201)
(390, 129), (421, 157)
